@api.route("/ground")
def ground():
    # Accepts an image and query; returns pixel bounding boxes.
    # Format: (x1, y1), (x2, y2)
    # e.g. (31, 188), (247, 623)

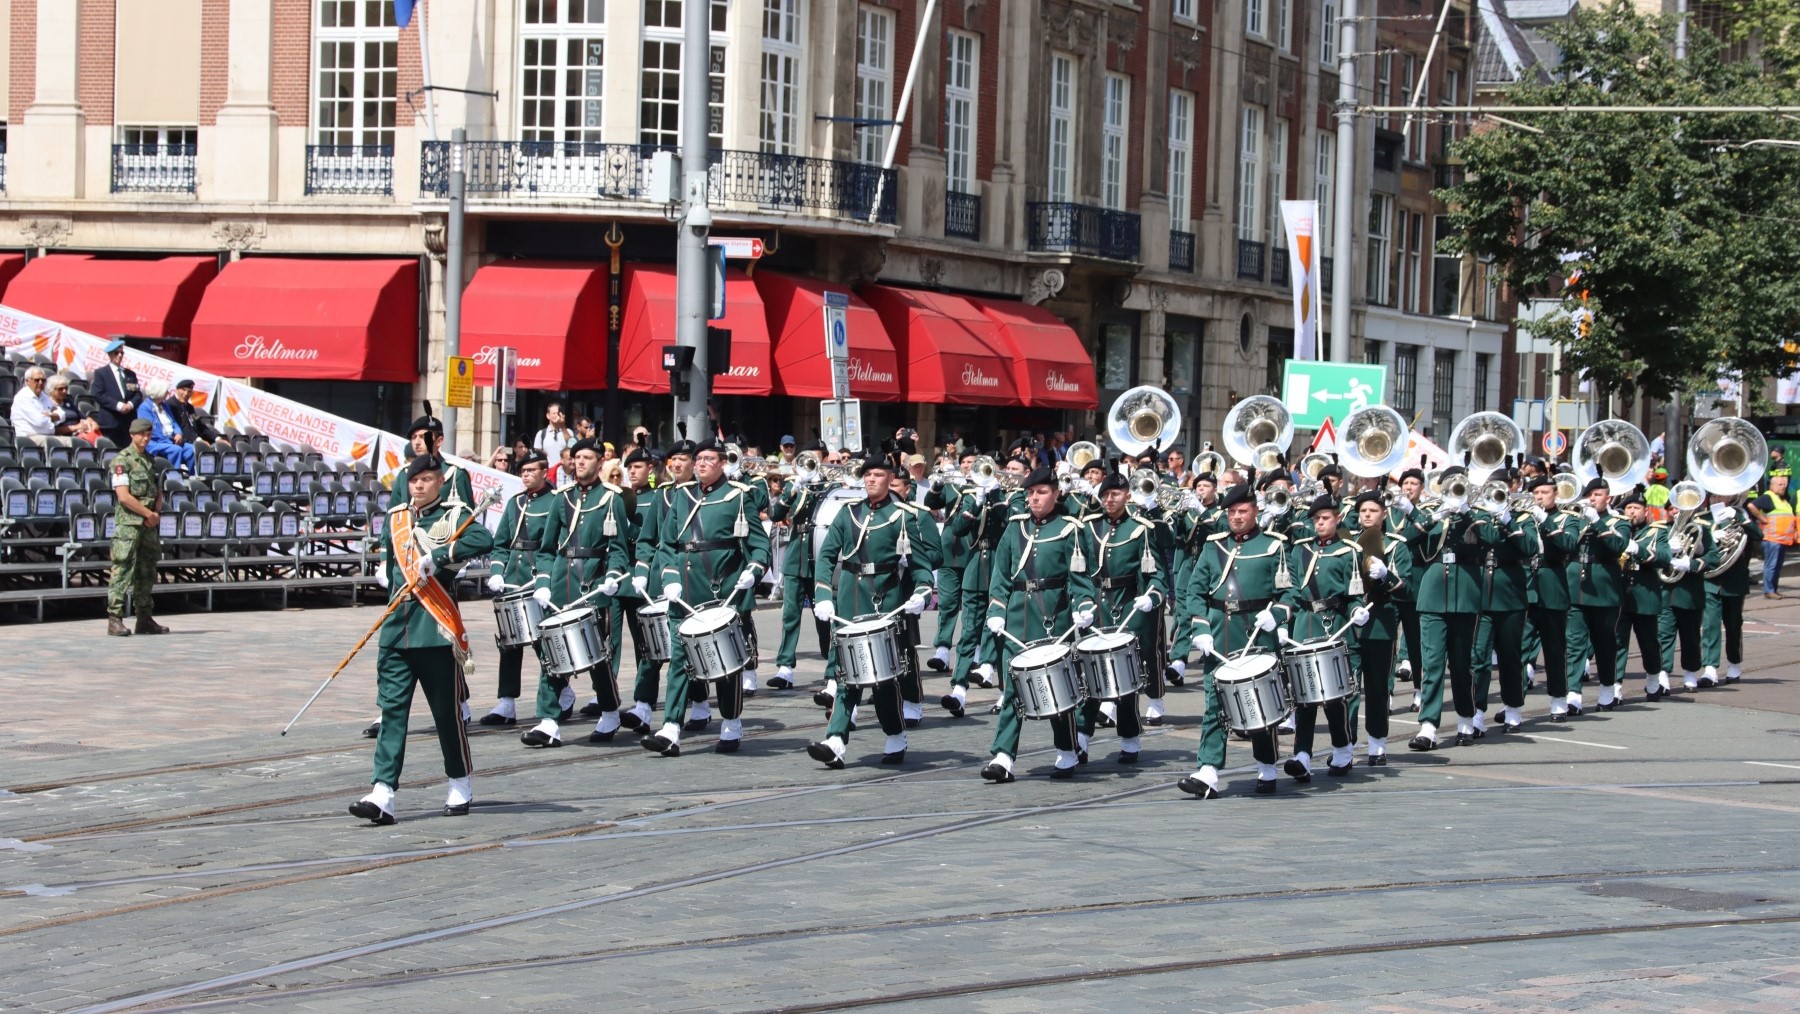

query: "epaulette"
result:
(602, 481), (625, 494)
(386, 500), (410, 515)
(1206, 530), (1231, 542)
(1267, 530), (1289, 542)
(1009, 512), (1032, 522)
(727, 479), (753, 491)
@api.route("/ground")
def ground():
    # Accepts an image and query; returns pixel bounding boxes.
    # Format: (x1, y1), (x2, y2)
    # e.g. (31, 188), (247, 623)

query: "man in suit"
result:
(90, 338), (142, 446)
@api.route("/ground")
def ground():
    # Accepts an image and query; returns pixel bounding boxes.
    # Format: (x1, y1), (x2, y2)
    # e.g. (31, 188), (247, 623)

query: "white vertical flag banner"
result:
(1281, 200), (1322, 360)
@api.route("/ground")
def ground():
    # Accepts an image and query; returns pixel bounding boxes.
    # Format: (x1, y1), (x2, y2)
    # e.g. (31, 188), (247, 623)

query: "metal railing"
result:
(1271, 250), (1290, 287)
(945, 189), (982, 240)
(111, 143), (197, 194)
(1236, 239), (1266, 281)
(0, 145), (7, 192)
(419, 141), (898, 224)
(1169, 229), (1195, 272)
(1026, 202), (1142, 261)
(305, 145), (394, 196)
(1322, 256), (1335, 293)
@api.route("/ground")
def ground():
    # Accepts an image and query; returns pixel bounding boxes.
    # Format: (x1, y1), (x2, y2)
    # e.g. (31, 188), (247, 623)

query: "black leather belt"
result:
(681, 539), (734, 553)
(1307, 594), (1347, 613)
(1015, 576), (1068, 592)
(839, 562), (901, 577)
(564, 547), (600, 559)
(1098, 575), (1140, 591)
(1208, 596), (1271, 614)
(513, 539), (540, 551)
(975, 540), (993, 552)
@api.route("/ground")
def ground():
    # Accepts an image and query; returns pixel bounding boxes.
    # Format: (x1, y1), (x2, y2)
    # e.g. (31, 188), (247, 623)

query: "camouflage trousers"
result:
(107, 524), (160, 618)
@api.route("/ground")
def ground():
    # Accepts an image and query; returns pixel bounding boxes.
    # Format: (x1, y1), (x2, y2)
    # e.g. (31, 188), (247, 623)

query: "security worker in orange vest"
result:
(1749, 469), (1793, 599)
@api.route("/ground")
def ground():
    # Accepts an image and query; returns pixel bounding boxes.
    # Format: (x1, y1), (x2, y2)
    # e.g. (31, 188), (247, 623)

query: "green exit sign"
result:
(1281, 361), (1388, 429)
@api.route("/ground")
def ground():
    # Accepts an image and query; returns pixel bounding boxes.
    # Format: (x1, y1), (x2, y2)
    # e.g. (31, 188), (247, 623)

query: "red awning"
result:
(3, 254), (217, 339)
(617, 264), (772, 395)
(188, 258), (419, 381)
(967, 297), (1098, 409)
(0, 254), (25, 301)
(755, 270), (899, 402)
(461, 261), (606, 390)
(857, 285), (1017, 405)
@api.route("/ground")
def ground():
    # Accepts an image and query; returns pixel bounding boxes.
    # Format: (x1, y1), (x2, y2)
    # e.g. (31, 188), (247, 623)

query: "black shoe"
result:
(1327, 761), (1353, 776)
(1369, 754), (1389, 766)
(904, 718), (920, 729)
(478, 712), (516, 727)
(1096, 712), (1116, 729)
(715, 738), (740, 754)
(683, 717), (711, 733)
(1698, 677), (1717, 689)
(1551, 712), (1568, 722)
(1145, 715), (1164, 727)
(926, 656), (949, 672)
(1254, 779), (1278, 795)
(813, 689), (836, 707)
(520, 729), (562, 748)
(1645, 687), (1665, 702)
(362, 719), (381, 739)
(1118, 751), (1140, 765)
(1492, 710), (1507, 725)
(976, 674), (998, 689)
(989, 702), (1002, 715)
(558, 707), (573, 722)
(348, 801), (395, 825)
(1049, 766), (1076, 779)
(806, 741), (846, 769)
(1598, 700), (1619, 712)
(940, 695), (966, 718)
(1077, 749), (1089, 765)
(980, 762), (1015, 783)
(1166, 666), (1186, 686)
(618, 711), (646, 732)
(587, 729), (616, 743)
(767, 675), (794, 690)
(1177, 775), (1219, 798)
(1471, 727), (1486, 739)
(1408, 735), (1435, 751)
(579, 701), (603, 718)
(1568, 704), (1584, 717)
(641, 733), (677, 756)
(1455, 733), (1472, 746)
(1502, 723), (1522, 734)
(1283, 758), (1312, 783)
(443, 802), (470, 817)
(881, 750), (905, 765)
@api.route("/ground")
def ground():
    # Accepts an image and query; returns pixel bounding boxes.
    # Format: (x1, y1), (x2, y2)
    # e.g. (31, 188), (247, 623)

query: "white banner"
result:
(1280, 200), (1322, 360)
(1779, 369), (1800, 406)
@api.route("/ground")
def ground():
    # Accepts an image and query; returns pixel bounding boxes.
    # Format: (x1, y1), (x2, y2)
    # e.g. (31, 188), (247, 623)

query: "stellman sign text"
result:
(234, 335), (319, 361)
(960, 363), (1000, 388)
(474, 345), (542, 368)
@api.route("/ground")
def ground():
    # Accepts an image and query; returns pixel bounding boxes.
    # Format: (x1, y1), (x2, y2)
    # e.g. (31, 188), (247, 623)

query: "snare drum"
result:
(1214, 652), (1291, 733)
(1280, 636), (1359, 705)
(634, 601), (673, 662)
(678, 605), (749, 682)
(538, 607), (608, 678)
(835, 615), (904, 687)
(1010, 641), (1085, 719)
(492, 587), (545, 649)
(1074, 630), (1144, 700)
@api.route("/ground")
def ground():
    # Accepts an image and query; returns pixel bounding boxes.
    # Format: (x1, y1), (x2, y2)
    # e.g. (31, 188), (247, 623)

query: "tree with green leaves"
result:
(1439, 0), (1800, 406)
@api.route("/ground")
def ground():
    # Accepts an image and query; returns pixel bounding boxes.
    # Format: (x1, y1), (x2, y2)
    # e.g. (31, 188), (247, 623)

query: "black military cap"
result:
(570, 438), (599, 456)
(623, 449), (651, 467)
(406, 454), (444, 479)
(407, 414), (443, 437)
(1194, 472), (1218, 485)
(1526, 476), (1555, 491)
(1255, 471), (1289, 491)
(1022, 465), (1057, 491)
(667, 440), (698, 458)
(1583, 477), (1609, 496)
(1399, 468), (1426, 484)
(1097, 472), (1128, 494)
(1307, 493), (1341, 516)
(516, 450), (549, 468)
(1218, 483), (1256, 509)
(857, 454), (894, 476)
(1352, 489), (1385, 510)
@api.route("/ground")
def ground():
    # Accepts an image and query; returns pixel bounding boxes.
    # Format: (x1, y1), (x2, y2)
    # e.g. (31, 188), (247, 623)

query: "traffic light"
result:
(707, 327), (732, 378)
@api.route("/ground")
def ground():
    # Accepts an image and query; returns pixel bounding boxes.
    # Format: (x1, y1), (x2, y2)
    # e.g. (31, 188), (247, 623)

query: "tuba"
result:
(1107, 386), (1183, 456)
(1222, 395), (1294, 466)
(1553, 470), (1582, 508)
(1066, 440), (1104, 474)
(1658, 479), (1709, 585)
(1339, 405), (1411, 478)
(1193, 445), (1227, 479)
(1447, 411), (1527, 483)
(1688, 418), (1767, 578)
(1573, 420), (1652, 495)
(1297, 452), (1334, 483)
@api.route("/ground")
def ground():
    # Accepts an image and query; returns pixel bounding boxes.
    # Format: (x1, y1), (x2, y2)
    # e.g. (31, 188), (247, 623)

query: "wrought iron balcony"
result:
(112, 143), (197, 194)
(1026, 202), (1141, 261)
(945, 189), (982, 240)
(1169, 230), (1195, 272)
(1271, 249), (1290, 287)
(1322, 256), (1335, 293)
(0, 144), (7, 192)
(419, 141), (898, 225)
(1236, 239), (1266, 281)
(306, 145), (395, 196)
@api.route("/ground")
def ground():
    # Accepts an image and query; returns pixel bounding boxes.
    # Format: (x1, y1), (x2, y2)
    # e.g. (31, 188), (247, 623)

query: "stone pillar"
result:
(14, 0), (84, 200)
(208, 0), (279, 203)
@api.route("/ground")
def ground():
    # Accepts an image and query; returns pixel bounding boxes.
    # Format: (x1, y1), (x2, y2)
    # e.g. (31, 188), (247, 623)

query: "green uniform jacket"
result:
(1356, 530), (1413, 641)
(769, 480), (826, 579)
(1286, 534), (1363, 642)
(1474, 509), (1540, 613)
(813, 494), (938, 616)
(1567, 510), (1633, 608)
(1704, 505), (1763, 598)
(948, 484), (1013, 577)
(378, 496), (496, 649)
(612, 482), (656, 604)
(984, 509), (1099, 642)
(1533, 508), (1584, 611)
(1083, 508), (1172, 637)
(642, 478), (772, 607)
(1663, 516), (1718, 611)
(1411, 509), (1494, 615)
(1182, 528), (1297, 650)
(542, 480), (632, 605)
(488, 486), (558, 589)
(387, 460), (474, 510)
(110, 444), (158, 527)
(1619, 520), (1671, 616)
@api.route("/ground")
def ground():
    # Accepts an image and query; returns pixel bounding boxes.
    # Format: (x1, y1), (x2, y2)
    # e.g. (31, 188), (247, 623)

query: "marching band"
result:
(353, 389), (1774, 822)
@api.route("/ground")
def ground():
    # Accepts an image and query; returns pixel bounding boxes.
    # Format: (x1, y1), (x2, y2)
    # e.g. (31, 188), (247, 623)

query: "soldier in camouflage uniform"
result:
(106, 418), (166, 636)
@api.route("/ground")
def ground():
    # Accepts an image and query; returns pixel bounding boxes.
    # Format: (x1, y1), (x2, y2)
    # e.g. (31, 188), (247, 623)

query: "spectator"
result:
(602, 440), (618, 461)
(90, 338), (143, 445)
(511, 437), (531, 465)
(73, 417), (104, 446)
(551, 445), (576, 488)
(46, 375), (82, 436)
(9, 366), (66, 436)
(1164, 448), (1188, 485)
(169, 379), (220, 444)
(489, 446), (515, 473)
(136, 380), (196, 472)
(1748, 469), (1793, 599)
(574, 416), (597, 440)
(598, 457), (624, 488)
(776, 434), (797, 466)
(533, 401), (572, 464)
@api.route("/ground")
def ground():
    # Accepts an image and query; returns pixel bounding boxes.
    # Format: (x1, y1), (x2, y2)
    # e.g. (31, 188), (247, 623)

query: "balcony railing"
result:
(945, 189), (982, 240)
(1169, 230), (1195, 272)
(306, 145), (395, 196)
(1026, 202), (1141, 261)
(1322, 256), (1335, 293)
(1271, 249), (1290, 287)
(112, 143), (197, 194)
(419, 141), (898, 225)
(1236, 239), (1266, 281)
(0, 145), (7, 192)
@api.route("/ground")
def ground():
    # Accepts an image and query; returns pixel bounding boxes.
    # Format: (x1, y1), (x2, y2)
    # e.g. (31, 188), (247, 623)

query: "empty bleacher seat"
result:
(2, 477), (28, 518)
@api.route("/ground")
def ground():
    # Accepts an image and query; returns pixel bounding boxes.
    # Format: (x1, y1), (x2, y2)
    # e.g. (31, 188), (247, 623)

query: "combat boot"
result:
(107, 616), (131, 637)
(135, 616), (170, 635)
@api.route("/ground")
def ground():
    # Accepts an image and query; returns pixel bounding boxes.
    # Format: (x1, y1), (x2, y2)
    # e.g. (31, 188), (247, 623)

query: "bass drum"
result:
(810, 487), (865, 563)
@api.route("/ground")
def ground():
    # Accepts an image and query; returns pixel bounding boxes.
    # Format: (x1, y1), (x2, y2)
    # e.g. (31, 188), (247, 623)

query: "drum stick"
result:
(553, 573), (626, 615)
(282, 488), (499, 735)
(998, 628), (1032, 651)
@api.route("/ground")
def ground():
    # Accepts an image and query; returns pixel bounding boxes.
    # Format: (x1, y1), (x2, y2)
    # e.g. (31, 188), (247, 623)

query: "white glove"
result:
(1073, 608), (1095, 630)
(1530, 505), (1547, 523)
(1350, 606), (1371, 628)
(1192, 633), (1215, 656)
(1367, 558), (1389, 581)
(1710, 502), (1734, 524)
(1397, 497), (1415, 515)
(926, 473), (941, 490)
(1498, 508), (1513, 526)
(1253, 607), (1277, 633)
(487, 573), (506, 593)
(1581, 504), (1599, 522)
(532, 586), (553, 608)
(631, 575), (648, 597)
(814, 600), (836, 624)
(1135, 492), (1156, 509)
(663, 583), (683, 602)
(903, 592), (928, 616)
(734, 569), (757, 591)
(1624, 540), (1642, 560)
(986, 615), (1006, 634)
(599, 577), (620, 596)
(375, 566), (389, 589)
(1133, 592), (1157, 614)
(414, 555), (437, 580)
(1671, 556), (1693, 574)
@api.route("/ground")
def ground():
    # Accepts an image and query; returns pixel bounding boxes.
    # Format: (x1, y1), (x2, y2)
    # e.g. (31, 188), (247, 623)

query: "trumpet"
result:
(1260, 487), (1292, 517)
(1420, 472), (1471, 514)
(971, 456), (1021, 491)
(1130, 468), (1161, 499)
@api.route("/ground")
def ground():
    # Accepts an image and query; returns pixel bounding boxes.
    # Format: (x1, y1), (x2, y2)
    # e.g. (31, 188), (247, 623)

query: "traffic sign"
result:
(830, 358), (852, 400)
(1281, 361), (1386, 429)
(708, 236), (765, 260)
(496, 347), (518, 414)
(1542, 430), (1567, 457)
(820, 399), (862, 453)
(444, 355), (475, 409)
(707, 245), (727, 321)
(823, 297), (850, 362)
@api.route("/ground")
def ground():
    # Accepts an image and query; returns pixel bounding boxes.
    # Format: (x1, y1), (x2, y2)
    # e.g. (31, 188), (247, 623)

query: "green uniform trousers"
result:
(1195, 658), (1280, 768)
(1666, 606), (1703, 674)
(1615, 609), (1663, 679)
(1566, 607), (1592, 690)
(934, 565), (962, 651)
(1701, 589), (1745, 667)
(664, 612), (747, 724)
(107, 524), (160, 618)
(1348, 636), (1395, 741)
(1417, 612), (1478, 727)
(1396, 600), (1423, 686)
(535, 610), (619, 720)
(952, 552), (1000, 687)
(372, 646), (471, 788)
(825, 677), (906, 741)
(774, 574), (829, 668)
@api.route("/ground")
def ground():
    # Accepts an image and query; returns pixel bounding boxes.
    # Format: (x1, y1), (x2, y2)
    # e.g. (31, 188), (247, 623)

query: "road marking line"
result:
(1513, 734), (1627, 750)
(1745, 761), (1800, 771)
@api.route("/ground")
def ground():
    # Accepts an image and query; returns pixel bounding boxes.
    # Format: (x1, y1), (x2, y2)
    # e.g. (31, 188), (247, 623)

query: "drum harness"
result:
(505, 486), (554, 554)
(1011, 513), (1083, 639)
(835, 497), (912, 612)
(674, 480), (751, 601)
(1094, 511), (1156, 623)
(556, 481), (622, 591)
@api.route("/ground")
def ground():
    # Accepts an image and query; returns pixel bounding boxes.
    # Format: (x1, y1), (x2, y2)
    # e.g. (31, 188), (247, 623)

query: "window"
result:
(1482, 257), (1500, 320)
(1277, 0), (1293, 52)
(945, 31), (978, 194)
(1433, 215), (1463, 316)
(855, 6), (894, 164)
(1102, 74), (1129, 210)
(1168, 90), (1194, 231)
(1367, 194), (1392, 305)
(1403, 54), (1427, 163)
(519, 0), (605, 143)
(1048, 53), (1075, 203)
(1432, 350), (1457, 436)
(1173, 0), (1196, 22)
(1393, 344), (1419, 415)
(760, 0), (804, 154)
(1364, 339), (1383, 366)
(1474, 354), (1492, 412)
(120, 125), (198, 149)
(1376, 53), (1392, 130)
(1269, 118), (1289, 252)
(1314, 132), (1335, 247)
(1404, 211), (1424, 313)
(1238, 106), (1263, 241)
(1100, 319), (1136, 389)
(1320, 0), (1337, 64)
(1246, 0), (1265, 38)
(638, 1), (727, 148)
(315, 0), (398, 148)
(1167, 317), (1201, 395)
(1267, 327), (1296, 393)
